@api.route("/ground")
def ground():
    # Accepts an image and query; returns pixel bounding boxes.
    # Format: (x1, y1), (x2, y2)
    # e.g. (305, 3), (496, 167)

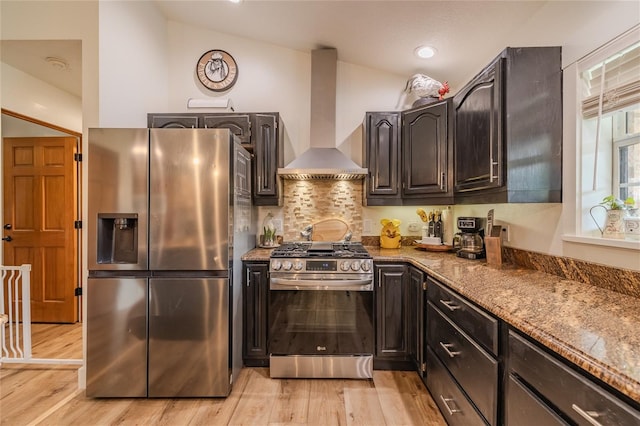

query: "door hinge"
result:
(74, 153), (82, 162)
(421, 362), (427, 373)
(74, 220), (82, 229)
(423, 281), (427, 291)
(74, 287), (83, 296)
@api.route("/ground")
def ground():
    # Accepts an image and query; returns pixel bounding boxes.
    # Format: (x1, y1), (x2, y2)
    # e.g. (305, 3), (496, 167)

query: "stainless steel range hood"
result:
(278, 48), (367, 180)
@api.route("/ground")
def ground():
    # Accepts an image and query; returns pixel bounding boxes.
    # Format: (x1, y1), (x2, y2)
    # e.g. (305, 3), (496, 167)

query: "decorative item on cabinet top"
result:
(404, 74), (450, 108)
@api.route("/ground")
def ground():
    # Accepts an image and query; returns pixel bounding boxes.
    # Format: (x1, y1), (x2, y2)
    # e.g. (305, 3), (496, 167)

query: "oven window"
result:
(269, 290), (374, 356)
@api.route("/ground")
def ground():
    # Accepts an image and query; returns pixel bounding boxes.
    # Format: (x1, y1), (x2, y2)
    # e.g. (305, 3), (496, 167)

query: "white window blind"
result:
(581, 41), (640, 119)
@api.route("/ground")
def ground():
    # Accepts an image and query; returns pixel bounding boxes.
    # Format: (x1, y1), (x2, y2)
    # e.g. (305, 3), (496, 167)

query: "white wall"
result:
(1, 63), (82, 132)
(98, 0), (169, 126)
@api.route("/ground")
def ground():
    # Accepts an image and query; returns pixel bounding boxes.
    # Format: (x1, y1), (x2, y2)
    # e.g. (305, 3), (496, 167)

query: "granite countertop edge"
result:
(242, 246), (640, 403)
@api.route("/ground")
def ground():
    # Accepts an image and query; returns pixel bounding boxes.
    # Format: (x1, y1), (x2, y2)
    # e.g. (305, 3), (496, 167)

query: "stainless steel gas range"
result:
(268, 242), (374, 379)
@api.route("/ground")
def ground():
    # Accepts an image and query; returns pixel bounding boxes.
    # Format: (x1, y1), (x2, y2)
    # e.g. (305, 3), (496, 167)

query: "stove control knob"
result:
(340, 261), (351, 271)
(350, 261), (361, 271)
(361, 261), (371, 272)
(293, 260), (304, 271)
(282, 261), (293, 271)
(271, 260), (282, 271)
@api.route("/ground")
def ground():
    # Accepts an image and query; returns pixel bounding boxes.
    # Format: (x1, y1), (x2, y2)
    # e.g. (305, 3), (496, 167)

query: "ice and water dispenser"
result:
(96, 213), (139, 264)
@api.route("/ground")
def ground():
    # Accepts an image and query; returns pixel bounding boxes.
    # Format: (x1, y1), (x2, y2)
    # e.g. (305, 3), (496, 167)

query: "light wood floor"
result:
(1, 324), (446, 425)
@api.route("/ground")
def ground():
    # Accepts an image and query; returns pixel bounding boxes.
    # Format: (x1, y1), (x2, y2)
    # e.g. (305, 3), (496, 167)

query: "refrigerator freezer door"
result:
(86, 277), (148, 397)
(148, 277), (230, 397)
(149, 129), (230, 271)
(88, 128), (149, 271)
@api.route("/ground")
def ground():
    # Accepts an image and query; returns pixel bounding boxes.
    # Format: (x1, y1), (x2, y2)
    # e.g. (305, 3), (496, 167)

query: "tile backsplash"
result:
(282, 180), (363, 241)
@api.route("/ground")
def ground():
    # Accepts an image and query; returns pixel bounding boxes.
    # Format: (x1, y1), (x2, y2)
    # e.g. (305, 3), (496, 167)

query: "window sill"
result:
(562, 235), (640, 250)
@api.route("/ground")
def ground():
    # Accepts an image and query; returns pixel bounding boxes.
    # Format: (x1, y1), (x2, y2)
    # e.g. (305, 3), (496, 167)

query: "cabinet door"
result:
(148, 114), (199, 128)
(202, 114), (252, 146)
(402, 100), (452, 198)
(243, 262), (269, 365)
(454, 58), (504, 193)
(409, 267), (426, 376)
(365, 112), (401, 203)
(375, 264), (409, 360)
(252, 113), (280, 205)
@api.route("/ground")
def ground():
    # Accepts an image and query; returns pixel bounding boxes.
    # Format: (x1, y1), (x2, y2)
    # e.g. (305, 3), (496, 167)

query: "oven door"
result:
(268, 275), (374, 356)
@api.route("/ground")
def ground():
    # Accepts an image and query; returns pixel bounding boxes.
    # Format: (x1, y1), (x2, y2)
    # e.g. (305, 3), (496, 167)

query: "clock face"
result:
(196, 50), (238, 92)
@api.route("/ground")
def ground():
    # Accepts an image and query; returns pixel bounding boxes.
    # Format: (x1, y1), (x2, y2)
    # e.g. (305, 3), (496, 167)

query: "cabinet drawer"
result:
(426, 346), (486, 426)
(427, 301), (498, 425)
(427, 277), (499, 355)
(506, 373), (568, 426)
(509, 330), (640, 426)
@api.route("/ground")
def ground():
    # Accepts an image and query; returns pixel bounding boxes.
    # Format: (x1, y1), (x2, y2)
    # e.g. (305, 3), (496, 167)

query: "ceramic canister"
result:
(624, 216), (640, 240)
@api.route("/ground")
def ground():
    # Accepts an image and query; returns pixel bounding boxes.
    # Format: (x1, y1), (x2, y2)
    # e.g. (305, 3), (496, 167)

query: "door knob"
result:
(3, 224), (11, 230)
(2, 236), (12, 242)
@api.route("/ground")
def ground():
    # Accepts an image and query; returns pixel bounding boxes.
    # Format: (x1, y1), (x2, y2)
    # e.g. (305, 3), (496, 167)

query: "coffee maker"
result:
(453, 217), (486, 259)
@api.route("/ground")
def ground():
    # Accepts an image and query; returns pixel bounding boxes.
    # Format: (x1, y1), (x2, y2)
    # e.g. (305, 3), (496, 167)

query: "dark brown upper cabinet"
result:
(402, 99), (454, 205)
(364, 112), (401, 205)
(364, 99), (453, 206)
(453, 47), (562, 204)
(252, 113), (282, 205)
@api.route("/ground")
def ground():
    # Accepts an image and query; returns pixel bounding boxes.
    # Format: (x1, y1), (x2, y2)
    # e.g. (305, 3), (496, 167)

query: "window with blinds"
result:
(580, 31), (640, 205)
(581, 41), (640, 119)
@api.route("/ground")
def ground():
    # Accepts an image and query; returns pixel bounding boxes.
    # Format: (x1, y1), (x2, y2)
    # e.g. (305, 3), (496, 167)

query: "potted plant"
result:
(599, 195), (636, 210)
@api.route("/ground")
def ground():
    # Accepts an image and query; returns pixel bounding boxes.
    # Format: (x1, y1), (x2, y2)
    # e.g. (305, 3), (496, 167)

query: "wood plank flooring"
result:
(1, 324), (446, 425)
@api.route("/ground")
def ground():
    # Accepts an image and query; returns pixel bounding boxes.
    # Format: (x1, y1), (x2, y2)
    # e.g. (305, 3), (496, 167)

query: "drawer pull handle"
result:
(439, 299), (460, 311)
(571, 404), (603, 426)
(439, 342), (460, 358)
(439, 396), (461, 416)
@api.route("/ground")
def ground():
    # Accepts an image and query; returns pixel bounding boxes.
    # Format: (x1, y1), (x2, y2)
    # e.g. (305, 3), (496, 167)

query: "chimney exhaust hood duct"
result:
(278, 48), (368, 180)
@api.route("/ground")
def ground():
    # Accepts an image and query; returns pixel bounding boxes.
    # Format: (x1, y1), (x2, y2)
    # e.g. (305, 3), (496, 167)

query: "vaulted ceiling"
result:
(1, 1), (636, 98)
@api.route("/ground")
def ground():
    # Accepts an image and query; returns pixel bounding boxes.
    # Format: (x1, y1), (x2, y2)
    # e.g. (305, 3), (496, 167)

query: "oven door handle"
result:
(270, 277), (373, 291)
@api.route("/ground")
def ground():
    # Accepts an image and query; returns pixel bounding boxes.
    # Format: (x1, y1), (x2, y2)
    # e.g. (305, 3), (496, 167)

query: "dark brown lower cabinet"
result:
(242, 261), (269, 366)
(408, 266), (426, 378)
(427, 300), (498, 425)
(427, 346), (487, 426)
(425, 277), (500, 426)
(374, 263), (413, 369)
(506, 330), (640, 425)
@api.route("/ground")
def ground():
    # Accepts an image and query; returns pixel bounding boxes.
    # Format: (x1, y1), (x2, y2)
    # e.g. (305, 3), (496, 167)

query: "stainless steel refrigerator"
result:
(86, 128), (254, 397)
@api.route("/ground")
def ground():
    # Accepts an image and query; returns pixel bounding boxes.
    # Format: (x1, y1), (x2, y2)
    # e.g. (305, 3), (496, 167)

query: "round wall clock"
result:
(196, 50), (238, 92)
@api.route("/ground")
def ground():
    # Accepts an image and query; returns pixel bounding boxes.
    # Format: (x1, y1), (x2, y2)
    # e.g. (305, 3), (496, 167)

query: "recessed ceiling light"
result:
(414, 46), (437, 59)
(228, 0), (242, 3)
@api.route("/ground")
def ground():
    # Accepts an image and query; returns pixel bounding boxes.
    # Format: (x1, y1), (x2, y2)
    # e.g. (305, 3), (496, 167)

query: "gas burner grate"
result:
(270, 242), (371, 259)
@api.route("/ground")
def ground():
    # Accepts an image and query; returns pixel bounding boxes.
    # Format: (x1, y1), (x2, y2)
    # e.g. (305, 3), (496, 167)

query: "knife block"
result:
(484, 236), (503, 266)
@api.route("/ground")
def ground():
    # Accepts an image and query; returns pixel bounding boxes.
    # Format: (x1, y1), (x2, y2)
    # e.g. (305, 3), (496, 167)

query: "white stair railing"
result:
(1, 264), (82, 365)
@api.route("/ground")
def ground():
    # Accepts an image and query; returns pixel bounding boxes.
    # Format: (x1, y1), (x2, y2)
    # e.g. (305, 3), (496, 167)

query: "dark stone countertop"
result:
(242, 246), (640, 402)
